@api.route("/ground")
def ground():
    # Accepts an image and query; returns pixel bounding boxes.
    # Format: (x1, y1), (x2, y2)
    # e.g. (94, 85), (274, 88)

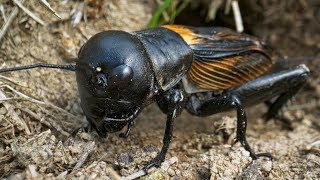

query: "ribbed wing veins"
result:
(164, 25), (276, 90)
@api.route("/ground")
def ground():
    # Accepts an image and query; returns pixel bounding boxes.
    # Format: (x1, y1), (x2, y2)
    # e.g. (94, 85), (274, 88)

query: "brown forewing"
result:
(163, 25), (276, 90)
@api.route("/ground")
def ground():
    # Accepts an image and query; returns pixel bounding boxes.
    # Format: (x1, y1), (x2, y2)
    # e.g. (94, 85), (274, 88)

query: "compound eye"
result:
(109, 65), (133, 87)
(91, 73), (107, 89)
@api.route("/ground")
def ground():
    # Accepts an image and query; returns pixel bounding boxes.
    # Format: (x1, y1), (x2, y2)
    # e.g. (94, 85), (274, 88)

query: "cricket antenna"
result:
(0, 63), (76, 73)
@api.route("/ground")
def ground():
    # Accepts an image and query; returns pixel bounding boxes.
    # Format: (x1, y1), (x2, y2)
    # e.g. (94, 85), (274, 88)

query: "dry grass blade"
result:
(0, 1), (21, 43)
(0, 95), (77, 137)
(0, 4), (17, 47)
(8, 104), (31, 135)
(12, 0), (44, 25)
(0, 83), (70, 136)
(309, 140), (320, 148)
(0, 84), (78, 120)
(39, 0), (61, 19)
(0, 83), (84, 135)
(72, 142), (96, 172)
(0, 87), (31, 135)
(231, 0), (243, 32)
(0, 74), (28, 87)
(155, 0), (169, 22)
(0, 5), (7, 21)
(207, 0), (223, 22)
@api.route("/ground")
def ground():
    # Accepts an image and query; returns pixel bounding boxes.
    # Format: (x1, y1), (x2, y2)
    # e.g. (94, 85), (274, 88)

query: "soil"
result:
(0, 0), (319, 179)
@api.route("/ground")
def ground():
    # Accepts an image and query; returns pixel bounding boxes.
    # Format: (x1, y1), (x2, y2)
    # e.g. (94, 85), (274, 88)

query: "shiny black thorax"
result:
(134, 28), (193, 91)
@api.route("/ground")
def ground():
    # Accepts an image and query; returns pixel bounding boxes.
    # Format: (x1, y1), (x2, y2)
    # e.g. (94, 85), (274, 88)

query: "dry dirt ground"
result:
(0, 0), (319, 179)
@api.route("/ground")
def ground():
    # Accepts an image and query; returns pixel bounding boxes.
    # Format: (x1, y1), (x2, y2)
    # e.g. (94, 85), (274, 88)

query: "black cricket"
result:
(0, 25), (309, 171)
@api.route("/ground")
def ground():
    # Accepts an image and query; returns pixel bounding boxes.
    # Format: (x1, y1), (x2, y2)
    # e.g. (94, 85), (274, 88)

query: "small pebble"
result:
(167, 168), (175, 176)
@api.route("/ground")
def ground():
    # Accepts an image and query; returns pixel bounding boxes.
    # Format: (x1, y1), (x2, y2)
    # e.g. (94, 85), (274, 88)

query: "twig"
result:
(12, 0), (44, 25)
(0, 1), (21, 43)
(231, 0), (243, 32)
(121, 156), (178, 180)
(72, 142), (96, 171)
(39, 0), (61, 19)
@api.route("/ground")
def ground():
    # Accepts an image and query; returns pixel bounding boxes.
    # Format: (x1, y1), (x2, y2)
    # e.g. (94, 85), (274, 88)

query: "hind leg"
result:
(187, 93), (271, 159)
(186, 65), (309, 159)
(264, 67), (309, 129)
